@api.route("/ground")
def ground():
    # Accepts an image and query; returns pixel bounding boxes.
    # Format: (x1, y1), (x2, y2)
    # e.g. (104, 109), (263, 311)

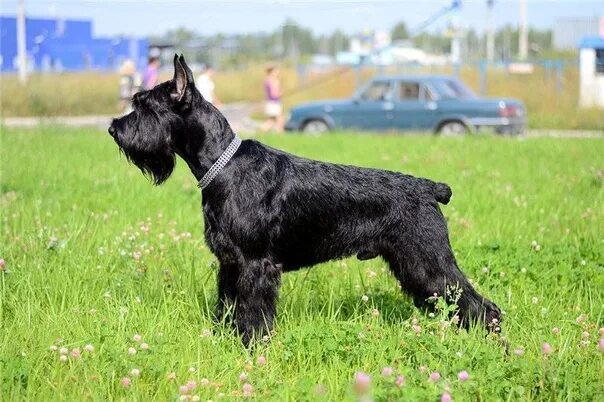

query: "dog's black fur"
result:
(109, 55), (501, 345)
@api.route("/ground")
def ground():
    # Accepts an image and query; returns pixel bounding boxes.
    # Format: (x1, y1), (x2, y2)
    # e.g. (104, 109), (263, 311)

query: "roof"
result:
(578, 36), (604, 49)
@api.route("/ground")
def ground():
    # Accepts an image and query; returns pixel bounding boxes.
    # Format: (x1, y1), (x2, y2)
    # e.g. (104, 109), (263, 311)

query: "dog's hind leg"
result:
(385, 206), (501, 332)
(234, 258), (282, 346)
(385, 248), (500, 331)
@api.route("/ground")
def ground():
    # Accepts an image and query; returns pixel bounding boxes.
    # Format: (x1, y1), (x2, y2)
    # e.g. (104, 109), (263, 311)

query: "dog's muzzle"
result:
(108, 118), (121, 138)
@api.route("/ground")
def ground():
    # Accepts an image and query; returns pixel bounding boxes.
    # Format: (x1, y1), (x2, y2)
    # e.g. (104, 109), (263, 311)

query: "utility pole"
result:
(17, 0), (27, 83)
(486, 0), (495, 62)
(449, 0), (462, 66)
(519, 0), (528, 60)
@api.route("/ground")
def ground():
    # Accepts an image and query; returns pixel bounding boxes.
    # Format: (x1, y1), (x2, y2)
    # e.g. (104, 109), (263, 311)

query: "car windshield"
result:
(433, 79), (477, 99)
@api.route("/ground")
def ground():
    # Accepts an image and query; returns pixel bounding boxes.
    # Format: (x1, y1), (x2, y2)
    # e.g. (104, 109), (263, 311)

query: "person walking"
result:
(118, 59), (141, 114)
(261, 66), (284, 133)
(197, 65), (221, 107)
(141, 56), (161, 90)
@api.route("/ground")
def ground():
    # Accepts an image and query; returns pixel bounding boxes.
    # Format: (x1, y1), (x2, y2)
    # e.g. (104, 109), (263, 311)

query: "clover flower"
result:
(353, 371), (371, 395)
(242, 383), (253, 397)
(458, 371), (469, 382)
(121, 377), (131, 388)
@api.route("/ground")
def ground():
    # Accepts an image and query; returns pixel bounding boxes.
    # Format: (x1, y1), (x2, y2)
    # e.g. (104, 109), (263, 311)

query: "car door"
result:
(394, 81), (438, 131)
(337, 80), (397, 130)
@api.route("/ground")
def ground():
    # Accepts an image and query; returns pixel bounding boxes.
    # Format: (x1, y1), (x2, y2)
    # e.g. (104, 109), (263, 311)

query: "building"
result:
(553, 16), (603, 50)
(0, 16), (147, 72)
(578, 36), (604, 108)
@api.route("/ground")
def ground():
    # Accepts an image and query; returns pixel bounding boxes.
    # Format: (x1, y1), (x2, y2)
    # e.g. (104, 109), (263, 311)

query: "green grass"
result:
(1, 127), (603, 401)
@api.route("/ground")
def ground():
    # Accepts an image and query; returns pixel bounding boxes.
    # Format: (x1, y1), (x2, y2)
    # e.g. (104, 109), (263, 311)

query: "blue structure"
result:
(0, 16), (148, 72)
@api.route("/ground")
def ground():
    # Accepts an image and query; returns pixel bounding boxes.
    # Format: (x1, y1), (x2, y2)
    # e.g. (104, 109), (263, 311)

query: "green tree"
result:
(465, 28), (482, 61)
(392, 22), (409, 41)
(412, 32), (450, 53)
(329, 29), (349, 55)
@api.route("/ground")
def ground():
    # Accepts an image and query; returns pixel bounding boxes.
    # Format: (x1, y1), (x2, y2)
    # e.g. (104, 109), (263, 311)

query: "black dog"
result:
(109, 55), (501, 345)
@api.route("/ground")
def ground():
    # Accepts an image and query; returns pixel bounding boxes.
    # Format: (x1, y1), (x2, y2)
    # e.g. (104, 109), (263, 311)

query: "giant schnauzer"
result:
(109, 55), (501, 345)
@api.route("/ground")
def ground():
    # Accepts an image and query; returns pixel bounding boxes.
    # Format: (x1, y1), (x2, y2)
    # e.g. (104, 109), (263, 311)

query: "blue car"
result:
(285, 75), (526, 135)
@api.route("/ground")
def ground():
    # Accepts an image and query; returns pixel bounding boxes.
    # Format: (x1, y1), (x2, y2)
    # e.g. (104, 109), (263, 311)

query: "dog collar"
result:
(198, 135), (242, 190)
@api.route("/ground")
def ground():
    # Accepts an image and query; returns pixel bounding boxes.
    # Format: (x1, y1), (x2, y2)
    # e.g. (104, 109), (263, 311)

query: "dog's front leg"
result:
(234, 258), (281, 346)
(215, 263), (240, 324)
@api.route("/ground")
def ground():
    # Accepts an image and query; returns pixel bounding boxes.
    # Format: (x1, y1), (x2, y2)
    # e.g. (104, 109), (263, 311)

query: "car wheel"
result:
(437, 121), (469, 136)
(302, 119), (329, 134)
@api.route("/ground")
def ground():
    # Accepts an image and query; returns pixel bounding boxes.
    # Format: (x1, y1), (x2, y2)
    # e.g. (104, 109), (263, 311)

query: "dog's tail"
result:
(433, 182), (452, 205)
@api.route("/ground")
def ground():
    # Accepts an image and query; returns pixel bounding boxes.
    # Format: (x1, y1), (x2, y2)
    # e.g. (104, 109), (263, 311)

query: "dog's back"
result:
(239, 140), (452, 208)
(213, 140), (454, 269)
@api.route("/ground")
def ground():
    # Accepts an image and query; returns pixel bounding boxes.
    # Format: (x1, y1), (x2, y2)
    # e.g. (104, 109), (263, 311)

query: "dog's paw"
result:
(485, 303), (502, 333)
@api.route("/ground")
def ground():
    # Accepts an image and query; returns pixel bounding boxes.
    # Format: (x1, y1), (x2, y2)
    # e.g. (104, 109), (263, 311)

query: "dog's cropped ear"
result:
(179, 55), (194, 84)
(171, 54), (194, 103)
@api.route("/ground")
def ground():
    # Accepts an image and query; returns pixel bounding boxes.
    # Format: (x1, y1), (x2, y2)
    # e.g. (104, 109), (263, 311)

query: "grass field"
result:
(1, 127), (603, 401)
(3, 64), (604, 130)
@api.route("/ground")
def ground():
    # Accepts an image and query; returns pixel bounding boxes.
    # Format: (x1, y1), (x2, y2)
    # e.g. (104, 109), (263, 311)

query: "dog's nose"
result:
(108, 125), (116, 137)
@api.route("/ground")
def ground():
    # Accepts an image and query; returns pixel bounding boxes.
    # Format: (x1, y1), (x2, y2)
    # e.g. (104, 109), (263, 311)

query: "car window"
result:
(596, 49), (604, 74)
(361, 81), (392, 101)
(399, 82), (420, 100)
(422, 85), (435, 101)
(433, 79), (476, 99)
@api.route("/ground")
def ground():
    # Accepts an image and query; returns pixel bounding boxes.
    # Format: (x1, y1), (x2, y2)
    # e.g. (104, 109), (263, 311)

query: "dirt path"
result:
(1, 102), (260, 133)
(2, 107), (602, 138)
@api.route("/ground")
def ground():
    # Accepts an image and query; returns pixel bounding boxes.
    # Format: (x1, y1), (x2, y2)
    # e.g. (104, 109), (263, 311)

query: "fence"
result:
(296, 60), (573, 97)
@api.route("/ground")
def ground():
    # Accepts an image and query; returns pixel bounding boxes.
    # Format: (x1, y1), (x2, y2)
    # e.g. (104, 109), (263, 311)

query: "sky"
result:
(2, 0), (603, 37)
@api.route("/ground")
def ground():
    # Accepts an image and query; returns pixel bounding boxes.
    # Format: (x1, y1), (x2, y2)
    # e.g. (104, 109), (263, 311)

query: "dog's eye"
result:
(133, 91), (149, 107)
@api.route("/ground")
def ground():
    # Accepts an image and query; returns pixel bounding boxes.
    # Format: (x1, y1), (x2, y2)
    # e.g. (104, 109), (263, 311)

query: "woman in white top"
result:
(197, 66), (221, 106)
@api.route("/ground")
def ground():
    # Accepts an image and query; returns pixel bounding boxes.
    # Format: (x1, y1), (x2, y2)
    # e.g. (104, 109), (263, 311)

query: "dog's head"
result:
(108, 54), (199, 184)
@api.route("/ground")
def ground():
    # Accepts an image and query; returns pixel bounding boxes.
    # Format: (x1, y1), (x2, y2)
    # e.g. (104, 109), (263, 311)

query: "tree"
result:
(329, 29), (349, 55)
(465, 28), (482, 60)
(413, 32), (450, 54)
(162, 27), (196, 46)
(392, 22), (409, 41)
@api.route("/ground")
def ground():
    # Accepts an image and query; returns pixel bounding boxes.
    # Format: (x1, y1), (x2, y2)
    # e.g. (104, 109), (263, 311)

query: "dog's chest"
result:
(201, 198), (256, 256)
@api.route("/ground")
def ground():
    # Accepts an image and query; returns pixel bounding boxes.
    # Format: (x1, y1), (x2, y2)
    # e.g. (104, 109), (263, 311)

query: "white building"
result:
(578, 37), (604, 108)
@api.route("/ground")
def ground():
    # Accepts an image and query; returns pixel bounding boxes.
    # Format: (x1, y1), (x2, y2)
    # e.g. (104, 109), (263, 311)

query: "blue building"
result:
(0, 16), (148, 72)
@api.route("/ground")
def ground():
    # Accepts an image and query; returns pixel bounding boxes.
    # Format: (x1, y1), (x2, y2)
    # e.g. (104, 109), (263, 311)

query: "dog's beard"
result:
(114, 111), (181, 185)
